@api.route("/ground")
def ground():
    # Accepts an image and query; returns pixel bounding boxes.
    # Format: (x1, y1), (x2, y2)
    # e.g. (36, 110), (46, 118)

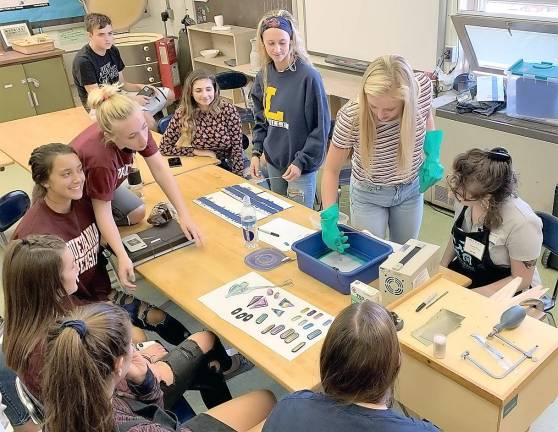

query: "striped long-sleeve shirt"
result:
(331, 73), (433, 186)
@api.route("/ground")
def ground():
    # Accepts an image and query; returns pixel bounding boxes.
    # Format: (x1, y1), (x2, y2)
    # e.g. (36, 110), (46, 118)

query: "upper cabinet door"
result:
(23, 57), (75, 115)
(0, 64), (36, 122)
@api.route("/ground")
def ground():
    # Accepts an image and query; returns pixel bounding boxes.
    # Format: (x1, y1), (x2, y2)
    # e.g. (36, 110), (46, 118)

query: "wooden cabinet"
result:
(115, 33), (164, 86)
(187, 23), (255, 105)
(0, 51), (74, 123)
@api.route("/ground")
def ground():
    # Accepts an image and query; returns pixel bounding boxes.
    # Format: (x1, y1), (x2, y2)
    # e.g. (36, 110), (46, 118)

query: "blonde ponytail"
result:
(359, 55), (418, 171)
(87, 84), (140, 138)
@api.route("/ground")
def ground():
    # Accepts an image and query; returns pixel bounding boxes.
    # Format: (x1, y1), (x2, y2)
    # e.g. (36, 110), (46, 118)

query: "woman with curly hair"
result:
(440, 147), (542, 295)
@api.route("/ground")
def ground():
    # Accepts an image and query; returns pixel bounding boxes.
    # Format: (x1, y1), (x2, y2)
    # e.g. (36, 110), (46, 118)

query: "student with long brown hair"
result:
(13, 143), (189, 345)
(440, 148), (542, 295)
(262, 301), (438, 431)
(71, 84), (202, 292)
(42, 302), (275, 432)
(2, 235), (236, 416)
(2, 235), (78, 398)
(159, 69), (245, 176)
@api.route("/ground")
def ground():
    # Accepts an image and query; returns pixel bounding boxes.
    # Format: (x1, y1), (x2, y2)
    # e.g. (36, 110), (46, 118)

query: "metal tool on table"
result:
(471, 333), (510, 370)
(462, 306), (537, 379)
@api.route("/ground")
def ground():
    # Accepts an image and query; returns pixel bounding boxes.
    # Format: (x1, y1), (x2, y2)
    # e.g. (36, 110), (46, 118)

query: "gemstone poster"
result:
(199, 272), (334, 360)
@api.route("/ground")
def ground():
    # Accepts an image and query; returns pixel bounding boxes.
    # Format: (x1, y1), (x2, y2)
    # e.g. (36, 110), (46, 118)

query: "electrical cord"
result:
(425, 201), (455, 218)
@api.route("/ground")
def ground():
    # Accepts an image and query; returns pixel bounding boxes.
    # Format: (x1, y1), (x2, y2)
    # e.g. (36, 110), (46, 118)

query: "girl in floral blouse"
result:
(160, 70), (245, 176)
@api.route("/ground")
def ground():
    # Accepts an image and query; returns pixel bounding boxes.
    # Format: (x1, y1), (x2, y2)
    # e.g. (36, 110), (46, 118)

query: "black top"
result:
(72, 44), (125, 106)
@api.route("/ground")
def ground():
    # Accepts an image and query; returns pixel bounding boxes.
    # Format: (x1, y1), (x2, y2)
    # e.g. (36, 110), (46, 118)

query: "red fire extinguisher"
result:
(155, 37), (182, 99)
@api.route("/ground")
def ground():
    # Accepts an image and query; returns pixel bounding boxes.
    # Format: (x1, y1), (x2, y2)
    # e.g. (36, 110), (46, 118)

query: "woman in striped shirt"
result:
(320, 55), (435, 247)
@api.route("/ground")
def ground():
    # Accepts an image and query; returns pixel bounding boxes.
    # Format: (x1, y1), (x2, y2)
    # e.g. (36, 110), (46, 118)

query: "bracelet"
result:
(251, 152), (261, 158)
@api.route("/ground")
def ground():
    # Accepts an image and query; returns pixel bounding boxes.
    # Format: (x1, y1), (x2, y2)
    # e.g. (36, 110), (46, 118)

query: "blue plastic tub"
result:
(292, 224), (393, 295)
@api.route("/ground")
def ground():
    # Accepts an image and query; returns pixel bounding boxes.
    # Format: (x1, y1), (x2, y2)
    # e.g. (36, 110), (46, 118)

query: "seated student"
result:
(42, 302), (275, 432)
(70, 84), (202, 292)
(13, 143), (188, 345)
(159, 69), (245, 177)
(440, 147), (543, 295)
(72, 13), (172, 130)
(262, 301), (438, 432)
(2, 236), (234, 412)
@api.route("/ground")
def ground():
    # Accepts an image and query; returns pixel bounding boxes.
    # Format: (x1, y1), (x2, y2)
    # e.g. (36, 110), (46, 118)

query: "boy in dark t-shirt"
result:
(72, 13), (172, 129)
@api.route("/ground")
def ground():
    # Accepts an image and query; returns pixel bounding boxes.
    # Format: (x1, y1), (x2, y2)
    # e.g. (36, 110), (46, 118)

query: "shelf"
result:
(187, 22), (255, 36)
(232, 62), (258, 78)
(193, 56), (235, 69)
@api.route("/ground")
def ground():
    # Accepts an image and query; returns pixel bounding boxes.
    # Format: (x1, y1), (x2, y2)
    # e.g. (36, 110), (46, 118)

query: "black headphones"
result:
(487, 147), (511, 162)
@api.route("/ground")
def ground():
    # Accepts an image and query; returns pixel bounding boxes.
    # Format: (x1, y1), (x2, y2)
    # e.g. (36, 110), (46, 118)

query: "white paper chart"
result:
(199, 272), (334, 360)
(194, 183), (292, 228)
(258, 218), (316, 252)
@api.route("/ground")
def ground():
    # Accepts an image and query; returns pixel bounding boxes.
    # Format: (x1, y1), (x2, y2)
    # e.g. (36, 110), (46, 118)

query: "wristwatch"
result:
(251, 150), (262, 158)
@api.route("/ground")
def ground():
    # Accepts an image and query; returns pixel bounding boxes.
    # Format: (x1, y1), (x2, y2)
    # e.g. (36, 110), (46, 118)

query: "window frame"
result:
(452, 11), (558, 74)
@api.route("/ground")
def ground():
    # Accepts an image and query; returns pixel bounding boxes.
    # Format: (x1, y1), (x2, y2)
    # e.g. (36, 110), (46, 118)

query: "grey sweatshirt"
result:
(251, 58), (330, 173)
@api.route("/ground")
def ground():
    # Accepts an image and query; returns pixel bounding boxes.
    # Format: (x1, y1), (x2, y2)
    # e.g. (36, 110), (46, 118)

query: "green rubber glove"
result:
(419, 130), (445, 193)
(320, 203), (349, 253)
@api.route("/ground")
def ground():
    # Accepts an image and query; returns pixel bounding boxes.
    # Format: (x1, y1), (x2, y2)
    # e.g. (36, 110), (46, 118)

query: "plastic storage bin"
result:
(291, 224), (393, 295)
(506, 59), (558, 121)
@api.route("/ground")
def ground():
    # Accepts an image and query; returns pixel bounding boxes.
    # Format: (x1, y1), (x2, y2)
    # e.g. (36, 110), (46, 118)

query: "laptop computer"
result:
(120, 219), (195, 266)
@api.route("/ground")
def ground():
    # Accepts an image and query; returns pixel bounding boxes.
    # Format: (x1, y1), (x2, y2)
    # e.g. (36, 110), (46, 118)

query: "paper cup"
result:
(214, 15), (224, 27)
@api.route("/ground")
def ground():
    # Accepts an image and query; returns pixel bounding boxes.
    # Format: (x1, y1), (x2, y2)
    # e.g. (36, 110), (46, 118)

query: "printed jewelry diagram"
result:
(199, 272), (334, 360)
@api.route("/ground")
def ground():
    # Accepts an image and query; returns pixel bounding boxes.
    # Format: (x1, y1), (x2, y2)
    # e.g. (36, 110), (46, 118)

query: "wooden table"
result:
(0, 48), (66, 67)
(0, 107), (218, 183)
(121, 164), (471, 392)
(390, 275), (558, 432)
(0, 150), (13, 171)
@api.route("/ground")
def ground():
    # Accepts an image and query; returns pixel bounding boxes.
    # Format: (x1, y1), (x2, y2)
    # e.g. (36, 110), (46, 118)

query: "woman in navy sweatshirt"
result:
(249, 10), (330, 208)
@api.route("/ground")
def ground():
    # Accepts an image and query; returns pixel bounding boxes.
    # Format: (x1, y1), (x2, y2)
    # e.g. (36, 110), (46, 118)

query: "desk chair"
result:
(0, 190), (30, 245)
(536, 211), (558, 326)
(15, 377), (43, 425)
(157, 115), (173, 134)
(215, 71), (255, 125)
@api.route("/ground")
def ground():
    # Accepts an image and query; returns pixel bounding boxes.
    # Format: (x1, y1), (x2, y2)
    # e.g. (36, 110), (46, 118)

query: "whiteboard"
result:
(303, 0), (445, 72)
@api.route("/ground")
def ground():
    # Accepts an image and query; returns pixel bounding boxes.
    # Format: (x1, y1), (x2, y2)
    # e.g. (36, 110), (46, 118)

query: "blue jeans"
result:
(0, 352), (31, 426)
(265, 163), (317, 209)
(349, 177), (423, 244)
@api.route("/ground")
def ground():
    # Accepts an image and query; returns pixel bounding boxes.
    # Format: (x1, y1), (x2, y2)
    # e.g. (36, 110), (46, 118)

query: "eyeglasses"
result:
(451, 189), (479, 203)
(446, 175), (478, 203)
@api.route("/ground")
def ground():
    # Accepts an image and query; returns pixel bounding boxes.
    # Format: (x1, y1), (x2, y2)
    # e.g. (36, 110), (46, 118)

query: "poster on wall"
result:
(0, 0), (49, 12)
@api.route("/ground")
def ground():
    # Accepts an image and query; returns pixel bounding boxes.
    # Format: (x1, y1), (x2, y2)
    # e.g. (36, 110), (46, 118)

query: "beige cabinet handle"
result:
(27, 77), (40, 88)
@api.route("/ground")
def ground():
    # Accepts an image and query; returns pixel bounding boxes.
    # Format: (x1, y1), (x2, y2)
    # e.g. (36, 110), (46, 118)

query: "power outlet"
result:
(444, 46), (458, 63)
